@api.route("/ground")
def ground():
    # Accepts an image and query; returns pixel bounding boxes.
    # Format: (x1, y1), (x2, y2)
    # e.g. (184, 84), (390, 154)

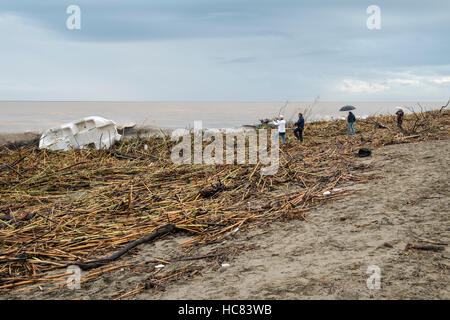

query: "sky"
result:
(0, 0), (449, 101)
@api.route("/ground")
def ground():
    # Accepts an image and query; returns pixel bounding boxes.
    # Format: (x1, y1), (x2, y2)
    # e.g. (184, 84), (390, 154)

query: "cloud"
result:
(430, 76), (450, 84)
(389, 79), (421, 85)
(337, 79), (390, 94)
(334, 67), (450, 100)
(0, 0), (449, 100)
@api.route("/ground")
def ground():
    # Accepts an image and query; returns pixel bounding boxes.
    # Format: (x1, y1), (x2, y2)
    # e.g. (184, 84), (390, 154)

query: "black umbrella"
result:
(339, 105), (356, 111)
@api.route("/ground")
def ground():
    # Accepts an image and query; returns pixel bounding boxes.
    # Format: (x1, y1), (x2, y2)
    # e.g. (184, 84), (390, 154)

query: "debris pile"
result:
(0, 110), (448, 294)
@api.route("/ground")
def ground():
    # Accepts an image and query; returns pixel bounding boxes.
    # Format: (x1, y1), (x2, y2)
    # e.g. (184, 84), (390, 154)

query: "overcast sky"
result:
(0, 0), (449, 101)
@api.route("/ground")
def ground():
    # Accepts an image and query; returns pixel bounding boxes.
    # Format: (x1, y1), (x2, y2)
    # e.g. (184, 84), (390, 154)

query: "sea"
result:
(0, 101), (446, 133)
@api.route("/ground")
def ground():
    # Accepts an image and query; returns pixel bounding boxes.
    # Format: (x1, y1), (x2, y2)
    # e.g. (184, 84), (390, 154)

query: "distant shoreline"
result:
(1, 101), (447, 147)
(0, 101), (447, 134)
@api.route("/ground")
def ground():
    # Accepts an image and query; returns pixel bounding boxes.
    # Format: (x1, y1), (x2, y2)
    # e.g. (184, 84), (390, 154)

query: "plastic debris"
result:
(39, 116), (121, 151)
(155, 264), (165, 269)
(221, 263), (230, 268)
(117, 122), (136, 131)
(357, 148), (372, 157)
(323, 191), (331, 196)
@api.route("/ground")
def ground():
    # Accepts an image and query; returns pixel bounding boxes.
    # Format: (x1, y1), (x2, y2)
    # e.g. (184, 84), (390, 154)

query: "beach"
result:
(153, 139), (449, 300)
(0, 111), (448, 300)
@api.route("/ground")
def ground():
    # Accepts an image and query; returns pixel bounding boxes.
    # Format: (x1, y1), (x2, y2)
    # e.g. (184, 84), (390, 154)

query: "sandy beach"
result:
(1, 121), (448, 300)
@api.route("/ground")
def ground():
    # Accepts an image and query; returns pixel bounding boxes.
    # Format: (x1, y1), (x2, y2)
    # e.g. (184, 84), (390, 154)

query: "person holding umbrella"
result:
(347, 111), (356, 135)
(340, 105), (356, 136)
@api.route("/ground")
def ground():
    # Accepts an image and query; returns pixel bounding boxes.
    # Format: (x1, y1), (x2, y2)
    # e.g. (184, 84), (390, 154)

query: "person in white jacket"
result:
(272, 115), (286, 143)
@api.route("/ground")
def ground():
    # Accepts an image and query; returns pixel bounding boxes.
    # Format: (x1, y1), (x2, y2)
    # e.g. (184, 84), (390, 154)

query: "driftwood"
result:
(368, 118), (391, 130)
(0, 212), (35, 222)
(439, 99), (449, 113)
(106, 150), (159, 161)
(406, 103), (434, 134)
(105, 150), (140, 160)
(0, 257), (28, 264)
(74, 224), (176, 270)
(405, 243), (446, 252)
(0, 156), (26, 173)
(172, 253), (226, 262)
(403, 135), (420, 140)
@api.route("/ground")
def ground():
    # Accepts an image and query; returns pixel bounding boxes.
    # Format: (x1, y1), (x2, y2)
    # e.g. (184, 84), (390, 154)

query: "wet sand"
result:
(3, 138), (449, 300)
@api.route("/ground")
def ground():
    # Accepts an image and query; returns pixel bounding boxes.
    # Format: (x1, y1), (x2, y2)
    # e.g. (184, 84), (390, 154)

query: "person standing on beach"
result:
(294, 113), (305, 142)
(347, 111), (356, 135)
(273, 115), (286, 143)
(396, 108), (404, 130)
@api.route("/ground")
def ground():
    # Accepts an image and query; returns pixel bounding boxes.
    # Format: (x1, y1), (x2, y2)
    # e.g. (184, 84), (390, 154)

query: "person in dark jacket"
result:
(347, 111), (356, 135)
(294, 113), (305, 141)
(396, 108), (404, 128)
